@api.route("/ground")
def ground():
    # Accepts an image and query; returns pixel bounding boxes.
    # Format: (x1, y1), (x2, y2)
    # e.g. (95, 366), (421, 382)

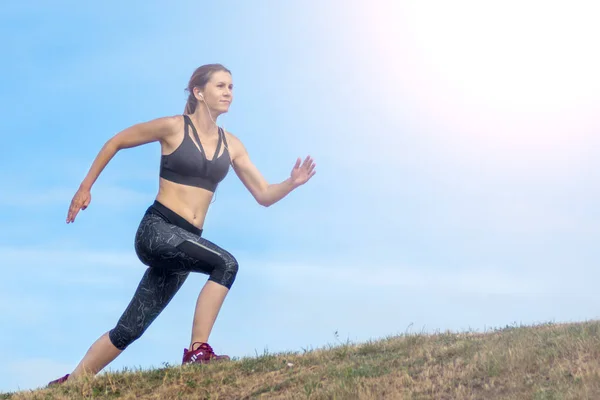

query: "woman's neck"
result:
(190, 108), (219, 138)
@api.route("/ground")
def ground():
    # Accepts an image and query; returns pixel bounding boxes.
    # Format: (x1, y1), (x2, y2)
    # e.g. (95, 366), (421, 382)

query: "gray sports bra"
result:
(159, 115), (230, 192)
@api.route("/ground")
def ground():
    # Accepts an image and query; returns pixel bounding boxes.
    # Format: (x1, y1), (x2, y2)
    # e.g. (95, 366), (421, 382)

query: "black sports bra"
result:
(159, 115), (230, 192)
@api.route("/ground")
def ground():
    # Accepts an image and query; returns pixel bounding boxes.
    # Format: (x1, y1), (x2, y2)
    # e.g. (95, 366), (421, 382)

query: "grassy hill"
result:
(3, 320), (600, 399)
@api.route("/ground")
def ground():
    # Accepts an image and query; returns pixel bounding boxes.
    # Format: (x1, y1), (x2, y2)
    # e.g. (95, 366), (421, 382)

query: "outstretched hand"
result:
(66, 187), (92, 223)
(290, 156), (316, 187)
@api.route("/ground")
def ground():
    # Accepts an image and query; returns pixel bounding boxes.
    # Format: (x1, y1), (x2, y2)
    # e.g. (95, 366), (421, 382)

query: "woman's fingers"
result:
(66, 191), (91, 223)
(301, 156), (314, 169)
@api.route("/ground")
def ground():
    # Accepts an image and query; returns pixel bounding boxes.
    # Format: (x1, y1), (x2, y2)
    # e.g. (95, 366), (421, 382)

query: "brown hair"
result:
(184, 64), (232, 114)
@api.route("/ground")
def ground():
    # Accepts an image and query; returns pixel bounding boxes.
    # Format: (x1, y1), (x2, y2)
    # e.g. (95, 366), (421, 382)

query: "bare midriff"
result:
(155, 178), (214, 229)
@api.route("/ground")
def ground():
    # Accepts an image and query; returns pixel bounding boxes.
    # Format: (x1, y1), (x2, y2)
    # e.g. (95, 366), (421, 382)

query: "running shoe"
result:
(182, 342), (230, 365)
(48, 374), (70, 387)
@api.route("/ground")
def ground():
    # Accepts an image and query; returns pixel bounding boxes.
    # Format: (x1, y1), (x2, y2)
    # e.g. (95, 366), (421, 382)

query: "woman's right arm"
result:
(66, 116), (180, 223)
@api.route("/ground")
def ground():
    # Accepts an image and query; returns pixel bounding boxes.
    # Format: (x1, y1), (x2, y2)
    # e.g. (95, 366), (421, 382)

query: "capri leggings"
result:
(108, 200), (238, 350)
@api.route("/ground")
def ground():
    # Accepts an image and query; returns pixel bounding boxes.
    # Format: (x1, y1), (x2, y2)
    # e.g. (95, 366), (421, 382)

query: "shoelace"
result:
(191, 342), (215, 356)
(202, 343), (215, 355)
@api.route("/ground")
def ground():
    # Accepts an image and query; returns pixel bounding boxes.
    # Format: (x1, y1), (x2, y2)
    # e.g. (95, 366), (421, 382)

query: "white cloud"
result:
(0, 247), (141, 327)
(0, 246), (138, 269)
(0, 185), (153, 208)
(0, 187), (73, 207)
(248, 260), (586, 297)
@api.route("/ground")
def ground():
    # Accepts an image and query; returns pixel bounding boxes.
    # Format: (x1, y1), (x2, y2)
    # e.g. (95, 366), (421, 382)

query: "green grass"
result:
(4, 320), (600, 399)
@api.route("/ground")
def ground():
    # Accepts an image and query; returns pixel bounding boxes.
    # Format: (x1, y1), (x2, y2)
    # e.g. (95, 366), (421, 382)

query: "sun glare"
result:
(354, 0), (600, 155)
(404, 1), (600, 112)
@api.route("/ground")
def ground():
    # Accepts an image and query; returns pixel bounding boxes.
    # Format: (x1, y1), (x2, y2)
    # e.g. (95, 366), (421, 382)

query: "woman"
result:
(48, 64), (316, 386)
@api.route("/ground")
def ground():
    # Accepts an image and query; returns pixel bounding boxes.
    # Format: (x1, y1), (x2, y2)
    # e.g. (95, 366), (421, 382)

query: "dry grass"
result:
(4, 320), (600, 399)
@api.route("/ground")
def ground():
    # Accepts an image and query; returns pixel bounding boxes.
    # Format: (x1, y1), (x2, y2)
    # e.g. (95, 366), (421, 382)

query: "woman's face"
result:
(198, 71), (233, 114)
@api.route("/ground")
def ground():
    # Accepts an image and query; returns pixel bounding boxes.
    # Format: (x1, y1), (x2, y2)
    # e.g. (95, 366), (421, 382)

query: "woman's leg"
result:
(174, 238), (238, 349)
(109, 267), (189, 349)
(61, 205), (234, 380)
(190, 281), (229, 348)
(70, 267), (189, 379)
(70, 332), (122, 378)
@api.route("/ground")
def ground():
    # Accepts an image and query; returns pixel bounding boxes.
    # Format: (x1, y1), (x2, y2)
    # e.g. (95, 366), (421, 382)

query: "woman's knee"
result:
(108, 326), (144, 350)
(210, 255), (239, 289)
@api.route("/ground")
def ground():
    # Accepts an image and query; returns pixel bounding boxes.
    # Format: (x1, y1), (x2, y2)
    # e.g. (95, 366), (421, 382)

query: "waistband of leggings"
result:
(146, 200), (203, 236)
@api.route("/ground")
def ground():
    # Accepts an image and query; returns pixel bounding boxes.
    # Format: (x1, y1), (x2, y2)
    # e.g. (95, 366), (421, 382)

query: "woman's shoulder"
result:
(222, 130), (250, 161)
(143, 114), (186, 137)
(222, 129), (242, 146)
(161, 114), (187, 127)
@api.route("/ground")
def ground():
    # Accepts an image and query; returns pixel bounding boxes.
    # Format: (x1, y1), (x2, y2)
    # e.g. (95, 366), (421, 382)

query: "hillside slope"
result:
(3, 320), (600, 399)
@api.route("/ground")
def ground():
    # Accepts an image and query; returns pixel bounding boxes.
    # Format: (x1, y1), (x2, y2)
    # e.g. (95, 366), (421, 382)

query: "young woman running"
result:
(48, 64), (316, 386)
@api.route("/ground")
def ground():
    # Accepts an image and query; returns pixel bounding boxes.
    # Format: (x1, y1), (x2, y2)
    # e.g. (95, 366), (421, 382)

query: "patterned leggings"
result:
(108, 200), (238, 350)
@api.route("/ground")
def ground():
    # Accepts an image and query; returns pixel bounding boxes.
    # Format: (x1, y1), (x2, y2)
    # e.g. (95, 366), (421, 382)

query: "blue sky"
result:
(2, 0), (600, 393)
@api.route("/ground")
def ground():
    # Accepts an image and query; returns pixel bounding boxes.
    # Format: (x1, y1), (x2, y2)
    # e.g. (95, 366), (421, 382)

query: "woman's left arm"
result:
(227, 132), (316, 207)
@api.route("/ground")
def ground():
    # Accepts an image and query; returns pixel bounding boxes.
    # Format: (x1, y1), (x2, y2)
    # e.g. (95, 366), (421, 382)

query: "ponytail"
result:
(184, 92), (197, 114)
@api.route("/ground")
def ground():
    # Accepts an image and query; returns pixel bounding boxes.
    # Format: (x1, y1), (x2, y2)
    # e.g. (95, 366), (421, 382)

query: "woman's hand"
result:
(290, 156), (316, 187)
(66, 187), (92, 223)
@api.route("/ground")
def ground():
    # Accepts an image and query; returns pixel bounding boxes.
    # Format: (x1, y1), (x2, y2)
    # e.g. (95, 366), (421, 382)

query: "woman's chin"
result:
(217, 105), (230, 114)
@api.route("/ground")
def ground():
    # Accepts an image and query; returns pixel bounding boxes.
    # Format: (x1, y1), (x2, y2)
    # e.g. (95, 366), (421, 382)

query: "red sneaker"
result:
(182, 342), (230, 365)
(48, 374), (70, 387)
